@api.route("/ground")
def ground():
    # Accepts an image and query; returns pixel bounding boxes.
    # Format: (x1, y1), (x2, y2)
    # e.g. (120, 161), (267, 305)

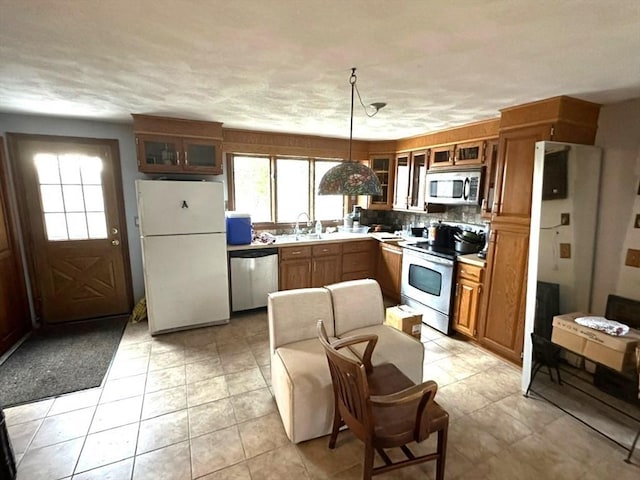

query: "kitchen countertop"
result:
(226, 232), (417, 251)
(457, 253), (487, 268)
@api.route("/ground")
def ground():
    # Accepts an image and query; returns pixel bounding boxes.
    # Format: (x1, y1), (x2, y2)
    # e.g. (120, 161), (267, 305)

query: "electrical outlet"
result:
(625, 249), (640, 268)
(560, 213), (570, 225)
(559, 243), (571, 258)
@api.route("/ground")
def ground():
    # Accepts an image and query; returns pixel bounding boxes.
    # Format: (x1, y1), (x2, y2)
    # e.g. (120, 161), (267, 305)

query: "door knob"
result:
(111, 227), (119, 234)
(111, 239), (120, 246)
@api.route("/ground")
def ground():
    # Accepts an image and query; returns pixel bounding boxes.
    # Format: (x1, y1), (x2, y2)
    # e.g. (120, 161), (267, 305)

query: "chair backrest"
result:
(267, 287), (334, 353)
(317, 321), (373, 440)
(326, 279), (385, 336)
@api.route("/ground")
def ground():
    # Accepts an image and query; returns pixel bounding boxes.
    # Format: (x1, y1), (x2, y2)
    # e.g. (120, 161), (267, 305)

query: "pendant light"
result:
(318, 68), (385, 196)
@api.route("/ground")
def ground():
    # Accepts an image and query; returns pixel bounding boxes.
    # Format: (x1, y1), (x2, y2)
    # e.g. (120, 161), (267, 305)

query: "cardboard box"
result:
(551, 312), (640, 372)
(385, 306), (423, 339)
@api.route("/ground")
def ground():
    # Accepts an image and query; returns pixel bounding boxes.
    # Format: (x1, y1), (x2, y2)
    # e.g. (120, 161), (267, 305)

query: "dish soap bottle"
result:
(315, 219), (322, 235)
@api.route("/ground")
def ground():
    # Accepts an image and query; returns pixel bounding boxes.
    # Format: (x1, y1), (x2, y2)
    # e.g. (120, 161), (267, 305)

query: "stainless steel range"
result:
(400, 242), (458, 335)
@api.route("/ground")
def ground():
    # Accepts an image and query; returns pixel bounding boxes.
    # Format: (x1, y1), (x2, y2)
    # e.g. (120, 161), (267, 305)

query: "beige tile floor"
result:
(5, 310), (640, 480)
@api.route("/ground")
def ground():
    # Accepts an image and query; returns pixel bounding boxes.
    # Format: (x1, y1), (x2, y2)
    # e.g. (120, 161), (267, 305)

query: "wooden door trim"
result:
(6, 133), (134, 321)
(0, 136), (31, 352)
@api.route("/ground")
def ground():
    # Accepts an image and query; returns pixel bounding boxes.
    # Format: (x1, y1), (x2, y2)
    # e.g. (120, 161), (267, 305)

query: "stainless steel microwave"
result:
(425, 169), (482, 205)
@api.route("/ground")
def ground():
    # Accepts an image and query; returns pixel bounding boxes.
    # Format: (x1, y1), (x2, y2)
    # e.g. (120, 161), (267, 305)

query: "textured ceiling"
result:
(0, 0), (639, 140)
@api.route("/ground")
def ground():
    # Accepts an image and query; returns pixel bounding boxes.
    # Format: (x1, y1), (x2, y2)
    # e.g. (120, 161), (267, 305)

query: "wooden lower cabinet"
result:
(279, 246), (312, 290)
(341, 240), (375, 281)
(477, 222), (529, 363)
(376, 242), (403, 302)
(311, 244), (342, 288)
(279, 243), (343, 290)
(452, 263), (484, 338)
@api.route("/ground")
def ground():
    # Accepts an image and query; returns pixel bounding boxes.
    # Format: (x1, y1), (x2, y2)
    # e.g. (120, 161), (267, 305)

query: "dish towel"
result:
(575, 316), (630, 336)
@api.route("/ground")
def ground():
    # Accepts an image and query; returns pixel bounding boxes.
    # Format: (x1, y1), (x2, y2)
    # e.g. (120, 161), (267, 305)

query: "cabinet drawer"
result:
(458, 263), (483, 283)
(342, 251), (371, 274)
(280, 246), (312, 260)
(312, 243), (342, 257)
(342, 240), (372, 254)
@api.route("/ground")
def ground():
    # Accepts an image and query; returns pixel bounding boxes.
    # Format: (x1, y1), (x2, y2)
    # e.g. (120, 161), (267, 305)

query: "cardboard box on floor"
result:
(551, 312), (640, 372)
(385, 305), (422, 339)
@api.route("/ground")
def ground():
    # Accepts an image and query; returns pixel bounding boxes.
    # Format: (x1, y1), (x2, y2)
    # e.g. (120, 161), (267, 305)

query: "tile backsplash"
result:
(361, 205), (486, 231)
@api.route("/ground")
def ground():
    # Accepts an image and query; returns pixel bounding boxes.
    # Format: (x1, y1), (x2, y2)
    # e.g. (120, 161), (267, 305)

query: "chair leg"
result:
(328, 409), (342, 449)
(435, 426), (448, 480)
(625, 428), (640, 463)
(526, 362), (543, 396)
(555, 365), (562, 386)
(363, 442), (375, 480)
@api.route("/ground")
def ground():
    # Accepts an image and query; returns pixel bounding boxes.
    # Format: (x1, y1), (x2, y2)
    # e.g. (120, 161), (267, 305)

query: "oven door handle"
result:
(405, 249), (454, 267)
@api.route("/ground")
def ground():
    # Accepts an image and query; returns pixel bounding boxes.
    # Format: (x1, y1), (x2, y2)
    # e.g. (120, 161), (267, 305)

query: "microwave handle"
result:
(463, 178), (470, 200)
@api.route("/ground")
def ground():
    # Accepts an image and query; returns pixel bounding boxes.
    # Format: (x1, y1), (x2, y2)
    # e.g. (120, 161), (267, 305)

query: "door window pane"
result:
(62, 185), (85, 212)
(83, 185), (105, 211)
(315, 161), (344, 221)
(40, 185), (64, 212)
(66, 213), (88, 240)
(233, 156), (271, 222)
(87, 212), (108, 238)
(35, 153), (107, 241)
(59, 155), (82, 184)
(276, 158), (309, 223)
(44, 213), (68, 240)
(35, 154), (60, 184)
(80, 157), (103, 184)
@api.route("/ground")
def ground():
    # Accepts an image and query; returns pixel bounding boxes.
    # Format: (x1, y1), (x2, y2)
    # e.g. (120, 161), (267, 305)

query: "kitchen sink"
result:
(275, 232), (369, 243)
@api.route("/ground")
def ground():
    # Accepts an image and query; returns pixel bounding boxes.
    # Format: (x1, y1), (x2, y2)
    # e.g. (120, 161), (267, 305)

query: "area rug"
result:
(0, 316), (128, 408)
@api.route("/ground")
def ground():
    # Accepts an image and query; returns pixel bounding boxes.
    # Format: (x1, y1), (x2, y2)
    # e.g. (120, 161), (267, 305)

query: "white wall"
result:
(591, 98), (640, 313)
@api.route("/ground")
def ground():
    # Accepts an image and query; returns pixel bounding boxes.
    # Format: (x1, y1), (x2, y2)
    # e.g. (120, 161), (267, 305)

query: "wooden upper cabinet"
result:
(368, 155), (395, 210)
(492, 124), (551, 223)
(132, 114), (223, 175)
(481, 138), (499, 219)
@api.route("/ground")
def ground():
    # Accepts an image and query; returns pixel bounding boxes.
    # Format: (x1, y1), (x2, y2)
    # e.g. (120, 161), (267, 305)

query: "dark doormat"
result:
(0, 316), (128, 408)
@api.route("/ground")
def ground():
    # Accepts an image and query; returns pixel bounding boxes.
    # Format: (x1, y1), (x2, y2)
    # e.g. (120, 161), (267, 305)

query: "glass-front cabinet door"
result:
(429, 145), (455, 168)
(136, 135), (223, 174)
(454, 141), (485, 166)
(136, 135), (181, 172)
(183, 138), (223, 174)
(409, 151), (428, 210)
(393, 153), (410, 210)
(368, 155), (394, 210)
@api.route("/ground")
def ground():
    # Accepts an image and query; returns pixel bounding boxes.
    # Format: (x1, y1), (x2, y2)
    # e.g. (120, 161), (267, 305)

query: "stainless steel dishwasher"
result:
(229, 248), (279, 312)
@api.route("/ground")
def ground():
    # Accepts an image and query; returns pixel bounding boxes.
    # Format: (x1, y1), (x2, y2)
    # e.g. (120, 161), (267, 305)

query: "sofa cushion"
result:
(268, 288), (334, 353)
(341, 324), (425, 385)
(326, 279), (385, 336)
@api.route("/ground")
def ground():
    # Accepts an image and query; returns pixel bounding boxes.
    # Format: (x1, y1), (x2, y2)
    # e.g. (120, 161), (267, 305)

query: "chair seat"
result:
(368, 363), (449, 445)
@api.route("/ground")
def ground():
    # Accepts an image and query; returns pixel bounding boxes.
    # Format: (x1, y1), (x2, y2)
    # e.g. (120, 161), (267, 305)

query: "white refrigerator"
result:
(136, 180), (230, 335)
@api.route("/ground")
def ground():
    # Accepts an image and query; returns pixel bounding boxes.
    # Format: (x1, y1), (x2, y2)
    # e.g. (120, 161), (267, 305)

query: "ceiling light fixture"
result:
(318, 68), (385, 196)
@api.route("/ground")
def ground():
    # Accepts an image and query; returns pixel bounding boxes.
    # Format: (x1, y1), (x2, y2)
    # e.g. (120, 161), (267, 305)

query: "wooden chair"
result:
(317, 320), (449, 480)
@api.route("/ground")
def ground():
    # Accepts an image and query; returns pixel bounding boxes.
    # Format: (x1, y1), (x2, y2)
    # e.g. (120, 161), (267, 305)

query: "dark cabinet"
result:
(132, 115), (223, 175)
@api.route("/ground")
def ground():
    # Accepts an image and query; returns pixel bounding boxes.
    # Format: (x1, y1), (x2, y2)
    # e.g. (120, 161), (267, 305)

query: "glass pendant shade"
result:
(318, 162), (382, 195)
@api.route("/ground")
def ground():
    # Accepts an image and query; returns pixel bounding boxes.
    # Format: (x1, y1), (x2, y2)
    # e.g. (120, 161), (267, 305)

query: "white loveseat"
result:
(268, 279), (425, 443)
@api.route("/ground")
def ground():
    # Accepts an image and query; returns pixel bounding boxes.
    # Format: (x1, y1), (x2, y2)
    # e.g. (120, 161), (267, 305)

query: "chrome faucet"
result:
(294, 212), (312, 240)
